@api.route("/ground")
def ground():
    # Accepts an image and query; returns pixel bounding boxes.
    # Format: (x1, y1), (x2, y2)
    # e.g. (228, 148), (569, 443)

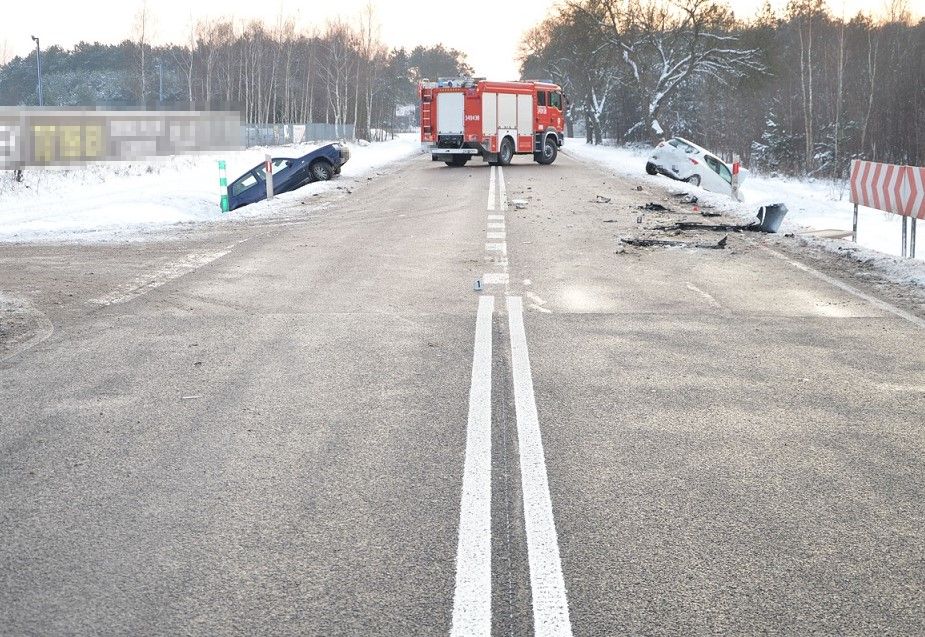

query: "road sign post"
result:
(852, 203), (858, 243)
(265, 154), (274, 201)
(218, 160), (229, 213)
(731, 161), (741, 201)
(911, 218), (917, 258)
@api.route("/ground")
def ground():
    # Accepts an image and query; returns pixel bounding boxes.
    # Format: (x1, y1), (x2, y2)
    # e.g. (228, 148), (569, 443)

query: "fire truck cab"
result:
(420, 77), (565, 167)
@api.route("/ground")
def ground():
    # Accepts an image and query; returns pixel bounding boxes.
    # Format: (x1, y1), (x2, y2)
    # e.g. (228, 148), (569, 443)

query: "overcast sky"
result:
(1, 0), (918, 79)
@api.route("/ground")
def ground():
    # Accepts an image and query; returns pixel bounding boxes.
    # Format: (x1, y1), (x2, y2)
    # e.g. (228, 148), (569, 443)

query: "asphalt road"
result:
(2, 149), (924, 636)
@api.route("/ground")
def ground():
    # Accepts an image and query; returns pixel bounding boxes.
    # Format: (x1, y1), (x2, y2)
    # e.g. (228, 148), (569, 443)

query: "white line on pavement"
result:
(506, 296), (573, 637)
(487, 232), (506, 240)
(487, 222), (506, 230)
(91, 241), (245, 306)
(487, 215), (505, 222)
(685, 282), (722, 309)
(498, 166), (508, 211)
(761, 246), (925, 330)
(483, 273), (509, 285)
(488, 166), (497, 211)
(451, 294), (495, 637)
(486, 242), (507, 254)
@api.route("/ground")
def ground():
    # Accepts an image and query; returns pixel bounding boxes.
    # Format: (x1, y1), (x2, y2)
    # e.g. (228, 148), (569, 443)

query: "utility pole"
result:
(30, 35), (43, 106)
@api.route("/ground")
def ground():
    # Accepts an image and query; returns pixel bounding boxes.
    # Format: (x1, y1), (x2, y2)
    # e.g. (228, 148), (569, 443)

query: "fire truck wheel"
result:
(499, 138), (514, 166)
(536, 137), (558, 165)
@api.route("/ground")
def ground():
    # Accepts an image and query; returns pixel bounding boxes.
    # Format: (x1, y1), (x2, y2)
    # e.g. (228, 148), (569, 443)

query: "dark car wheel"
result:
(645, 162), (657, 175)
(310, 160), (334, 181)
(686, 174), (701, 186)
(536, 137), (558, 165)
(499, 138), (514, 166)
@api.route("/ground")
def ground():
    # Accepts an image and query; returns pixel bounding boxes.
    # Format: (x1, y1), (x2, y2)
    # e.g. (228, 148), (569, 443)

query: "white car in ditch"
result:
(646, 136), (746, 200)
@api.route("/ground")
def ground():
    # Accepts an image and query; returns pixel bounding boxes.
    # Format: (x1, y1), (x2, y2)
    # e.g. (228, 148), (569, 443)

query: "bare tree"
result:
(579, 0), (764, 141)
(132, 0), (154, 104)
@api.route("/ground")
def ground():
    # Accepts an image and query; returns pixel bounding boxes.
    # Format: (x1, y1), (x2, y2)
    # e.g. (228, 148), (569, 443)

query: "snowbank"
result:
(564, 140), (925, 284)
(0, 134), (422, 243)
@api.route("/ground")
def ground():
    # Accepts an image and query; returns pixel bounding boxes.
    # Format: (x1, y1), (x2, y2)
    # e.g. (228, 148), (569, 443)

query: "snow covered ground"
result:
(0, 134), (423, 243)
(564, 140), (925, 285)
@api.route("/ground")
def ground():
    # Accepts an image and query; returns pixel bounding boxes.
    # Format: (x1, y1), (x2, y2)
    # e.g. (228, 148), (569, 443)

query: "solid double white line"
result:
(487, 166), (497, 211)
(451, 295), (495, 636)
(451, 296), (572, 637)
(507, 296), (572, 636)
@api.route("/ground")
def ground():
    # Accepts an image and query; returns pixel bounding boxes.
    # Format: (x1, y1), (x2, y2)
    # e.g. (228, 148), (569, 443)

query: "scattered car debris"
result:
(654, 221), (758, 233)
(603, 219), (619, 223)
(669, 192), (700, 205)
(640, 202), (670, 211)
(512, 199), (528, 209)
(701, 210), (722, 217)
(594, 195), (612, 204)
(621, 235), (728, 249)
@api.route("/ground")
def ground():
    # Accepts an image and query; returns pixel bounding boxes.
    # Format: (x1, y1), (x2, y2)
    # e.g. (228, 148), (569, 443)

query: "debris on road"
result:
(669, 192), (699, 205)
(512, 199), (528, 209)
(594, 195), (612, 204)
(621, 235), (728, 250)
(654, 221), (759, 233)
(640, 202), (670, 211)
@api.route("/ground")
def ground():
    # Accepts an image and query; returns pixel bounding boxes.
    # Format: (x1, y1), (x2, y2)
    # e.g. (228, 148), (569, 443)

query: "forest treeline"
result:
(0, 14), (471, 140)
(1, 0), (922, 176)
(520, 0), (925, 176)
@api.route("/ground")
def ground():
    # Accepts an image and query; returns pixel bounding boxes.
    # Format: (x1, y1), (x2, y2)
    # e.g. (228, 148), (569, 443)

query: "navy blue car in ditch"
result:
(227, 142), (350, 211)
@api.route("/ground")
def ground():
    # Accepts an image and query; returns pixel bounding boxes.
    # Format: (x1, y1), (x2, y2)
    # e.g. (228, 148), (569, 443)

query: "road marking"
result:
(498, 166), (508, 211)
(487, 232), (506, 240)
(488, 166), (497, 211)
(91, 240), (246, 306)
(685, 282), (722, 309)
(486, 242), (507, 253)
(487, 222), (506, 230)
(483, 272), (509, 285)
(761, 246), (925, 330)
(487, 215), (505, 222)
(451, 294), (495, 637)
(506, 296), (573, 637)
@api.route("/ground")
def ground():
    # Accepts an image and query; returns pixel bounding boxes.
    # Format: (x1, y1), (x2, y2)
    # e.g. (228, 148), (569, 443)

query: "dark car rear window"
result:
(231, 173), (259, 196)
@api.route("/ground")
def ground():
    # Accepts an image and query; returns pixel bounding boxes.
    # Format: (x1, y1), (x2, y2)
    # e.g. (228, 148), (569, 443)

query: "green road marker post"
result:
(218, 160), (229, 213)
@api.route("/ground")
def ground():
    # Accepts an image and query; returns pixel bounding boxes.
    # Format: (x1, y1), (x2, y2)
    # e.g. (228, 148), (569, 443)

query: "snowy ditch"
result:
(564, 141), (925, 287)
(0, 134), (423, 243)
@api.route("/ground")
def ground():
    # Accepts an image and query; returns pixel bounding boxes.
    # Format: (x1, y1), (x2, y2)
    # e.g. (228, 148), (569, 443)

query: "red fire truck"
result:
(419, 77), (566, 167)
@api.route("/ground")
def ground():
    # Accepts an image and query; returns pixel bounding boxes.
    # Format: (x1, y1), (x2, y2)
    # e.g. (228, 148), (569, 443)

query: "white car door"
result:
(701, 155), (732, 195)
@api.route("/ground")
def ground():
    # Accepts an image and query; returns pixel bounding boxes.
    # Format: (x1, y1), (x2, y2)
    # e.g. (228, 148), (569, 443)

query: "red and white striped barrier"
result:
(849, 160), (924, 257)
(850, 160), (925, 220)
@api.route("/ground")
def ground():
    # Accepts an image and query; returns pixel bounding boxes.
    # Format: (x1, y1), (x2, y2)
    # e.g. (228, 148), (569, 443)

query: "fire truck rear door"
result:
(436, 92), (465, 135)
